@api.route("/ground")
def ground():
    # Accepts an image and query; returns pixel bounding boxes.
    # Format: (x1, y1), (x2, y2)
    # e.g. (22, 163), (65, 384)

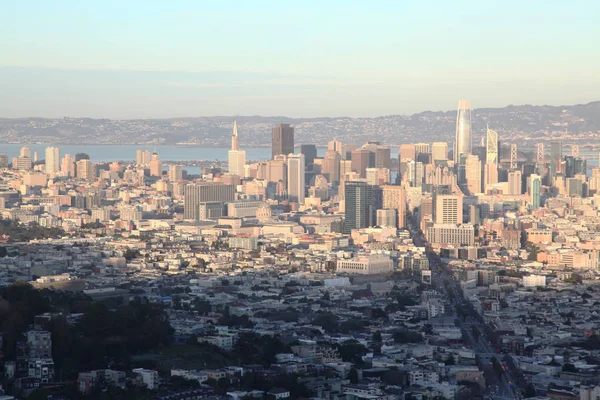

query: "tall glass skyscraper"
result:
(454, 99), (472, 165)
(344, 181), (376, 234)
(272, 123), (295, 159)
(529, 174), (541, 210)
(486, 125), (498, 165)
(287, 153), (305, 204)
(484, 125), (499, 188)
(549, 141), (562, 185)
(299, 144), (317, 167)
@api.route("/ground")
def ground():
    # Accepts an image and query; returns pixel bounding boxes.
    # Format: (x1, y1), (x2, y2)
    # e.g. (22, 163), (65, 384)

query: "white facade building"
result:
(336, 255), (393, 275)
(427, 224), (475, 246)
(287, 153), (305, 204)
(45, 147), (60, 175)
(523, 274), (546, 287)
(132, 368), (159, 390)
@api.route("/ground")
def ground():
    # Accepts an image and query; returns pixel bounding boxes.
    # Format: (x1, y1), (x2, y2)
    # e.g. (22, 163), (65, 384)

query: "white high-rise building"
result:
(20, 146), (31, 158)
(484, 126), (499, 189)
(454, 99), (472, 164)
(435, 194), (463, 224)
(228, 120), (246, 177)
(431, 142), (448, 162)
(465, 154), (482, 195)
(61, 154), (75, 177)
(403, 160), (423, 186)
(381, 185), (406, 228)
(484, 163), (498, 189)
(336, 255), (393, 275)
(427, 224), (475, 246)
(328, 138), (342, 153)
(523, 275), (546, 287)
(287, 153), (305, 204)
(508, 170), (522, 195)
(486, 126), (498, 165)
(45, 147), (60, 175)
(366, 167), (391, 186)
(169, 165), (183, 181)
(149, 152), (162, 177)
(415, 143), (430, 155)
(76, 159), (94, 181)
(136, 149), (151, 166)
(376, 209), (397, 228)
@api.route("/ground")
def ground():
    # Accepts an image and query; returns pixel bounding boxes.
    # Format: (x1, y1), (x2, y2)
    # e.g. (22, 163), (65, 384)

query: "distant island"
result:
(1, 101), (599, 148)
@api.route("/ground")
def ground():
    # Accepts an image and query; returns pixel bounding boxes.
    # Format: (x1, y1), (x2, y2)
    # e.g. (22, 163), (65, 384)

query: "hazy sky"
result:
(1, 0), (599, 118)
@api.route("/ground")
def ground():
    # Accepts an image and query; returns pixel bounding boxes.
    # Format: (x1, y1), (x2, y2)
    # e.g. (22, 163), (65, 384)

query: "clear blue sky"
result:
(1, 0), (598, 118)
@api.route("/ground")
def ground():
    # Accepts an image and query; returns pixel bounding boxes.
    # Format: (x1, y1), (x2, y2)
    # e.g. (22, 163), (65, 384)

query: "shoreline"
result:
(1, 143), (329, 149)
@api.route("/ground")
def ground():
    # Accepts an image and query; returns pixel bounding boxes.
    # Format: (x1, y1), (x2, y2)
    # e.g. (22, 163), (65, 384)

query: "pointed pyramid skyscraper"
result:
(228, 120), (246, 177)
(231, 120), (239, 150)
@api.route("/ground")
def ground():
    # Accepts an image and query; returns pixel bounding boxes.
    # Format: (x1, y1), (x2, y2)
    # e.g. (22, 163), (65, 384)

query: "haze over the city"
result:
(4, 2), (600, 400)
(1, 0), (599, 119)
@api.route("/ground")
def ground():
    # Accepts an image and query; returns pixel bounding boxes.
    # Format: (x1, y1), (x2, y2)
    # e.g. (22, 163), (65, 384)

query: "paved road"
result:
(408, 221), (522, 400)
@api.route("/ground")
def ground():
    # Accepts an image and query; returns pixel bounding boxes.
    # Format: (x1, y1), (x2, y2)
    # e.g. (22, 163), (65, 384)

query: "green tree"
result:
(0, 282), (50, 359)
(339, 319), (370, 333)
(582, 335), (600, 350)
(194, 299), (212, 315)
(491, 358), (504, 376)
(215, 377), (230, 394)
(393, 329), (422, 344)
(312, 312), (338, 333)
(170, 375), (200, 390)
(562, 363), (577, 372)
(523, 384), (537, 398)
(372, 331), (382, 343)
(27, 388), (52, 400)
(395, 294), (417, 310)
(422, 324), (433, 335)
(525, 243), (540, 261)
(348, 367), (359, 384)
(337, 341), (368, 364)
(172, 295), (182, 309)
(371, 308), (387, 319)
(123, 248), (138, 261)
(231, 333), (290, 366)
(471, 325), (481, 339)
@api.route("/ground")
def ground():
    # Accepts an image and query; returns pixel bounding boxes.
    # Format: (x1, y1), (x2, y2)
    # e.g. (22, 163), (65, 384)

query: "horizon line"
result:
(1, 100), (598, 122)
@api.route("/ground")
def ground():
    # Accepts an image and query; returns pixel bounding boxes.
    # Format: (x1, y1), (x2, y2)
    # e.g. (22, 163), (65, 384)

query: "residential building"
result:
(45, 147), (60, 175)
(76, 159), (94, 181)
(132, 368), (159, 390)
(149, 152), (162, 177)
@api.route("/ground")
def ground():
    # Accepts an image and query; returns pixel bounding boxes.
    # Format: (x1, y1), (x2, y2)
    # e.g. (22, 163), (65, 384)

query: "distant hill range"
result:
(1, 101), (599, 148)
